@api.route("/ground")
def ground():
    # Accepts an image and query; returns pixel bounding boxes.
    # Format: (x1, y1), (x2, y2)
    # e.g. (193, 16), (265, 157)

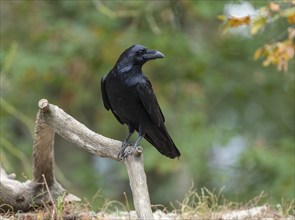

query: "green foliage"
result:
(1, 0), (294, 208)
(238, 137), (294, 201)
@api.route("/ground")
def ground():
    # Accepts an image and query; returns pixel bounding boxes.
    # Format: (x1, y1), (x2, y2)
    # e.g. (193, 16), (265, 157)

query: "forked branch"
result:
(0, 99), (153, 220)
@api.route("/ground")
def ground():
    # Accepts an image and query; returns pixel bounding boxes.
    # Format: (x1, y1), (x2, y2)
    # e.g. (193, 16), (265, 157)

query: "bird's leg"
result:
(120, 134), (143, 159)
(118, 126), (135, 159)
(133, 134), (143, 149)
(120, 127), (144, 159)
(118, 132), (132, 158)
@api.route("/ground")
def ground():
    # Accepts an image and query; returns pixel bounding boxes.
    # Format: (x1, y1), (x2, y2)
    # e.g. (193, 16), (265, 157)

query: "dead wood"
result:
(0, 99), (153, 220)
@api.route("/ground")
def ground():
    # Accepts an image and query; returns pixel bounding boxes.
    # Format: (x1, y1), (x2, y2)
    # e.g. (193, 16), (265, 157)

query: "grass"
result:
(1, 186), (294, 219)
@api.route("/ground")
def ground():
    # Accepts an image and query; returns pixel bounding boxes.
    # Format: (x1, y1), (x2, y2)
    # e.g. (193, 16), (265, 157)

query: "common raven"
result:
(101, 44), (180, 159)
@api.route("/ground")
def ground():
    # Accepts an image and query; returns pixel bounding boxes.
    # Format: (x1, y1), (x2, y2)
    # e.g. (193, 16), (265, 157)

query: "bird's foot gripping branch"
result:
(0, 99), (154, 220)
(118, 145), (143, 159)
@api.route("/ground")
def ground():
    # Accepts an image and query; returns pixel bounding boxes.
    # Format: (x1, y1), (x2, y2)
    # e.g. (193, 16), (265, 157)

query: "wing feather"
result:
(101, 75), (124, 124)
(137, 81), (165, 127)
(101, 75), (111, 110)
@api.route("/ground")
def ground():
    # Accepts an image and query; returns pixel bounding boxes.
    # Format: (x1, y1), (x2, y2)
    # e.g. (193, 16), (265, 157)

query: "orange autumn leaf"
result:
(220, 15), (251, 34)
(255, 40), (295, 72)
(287, 12), (295, 24)
(227, 16), (251, 27)
(269, 2), (280, 12)
(280, 8), (295, 24)
(251, 15), (267, 35)
(276, 41), (294, 71)
(217, 15), (227, 21)
(254, 47), (267, 60)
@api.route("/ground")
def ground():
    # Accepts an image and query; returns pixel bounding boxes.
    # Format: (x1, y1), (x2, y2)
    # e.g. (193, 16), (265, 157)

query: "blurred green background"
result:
(1, 1), (294, 209)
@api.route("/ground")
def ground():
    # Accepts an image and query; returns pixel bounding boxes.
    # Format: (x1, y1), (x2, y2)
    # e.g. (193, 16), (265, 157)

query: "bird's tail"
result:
(144, 124), (180, 159)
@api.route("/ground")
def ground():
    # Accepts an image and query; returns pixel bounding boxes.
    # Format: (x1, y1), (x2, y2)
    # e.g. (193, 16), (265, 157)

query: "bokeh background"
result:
(1, 1), (294, 210)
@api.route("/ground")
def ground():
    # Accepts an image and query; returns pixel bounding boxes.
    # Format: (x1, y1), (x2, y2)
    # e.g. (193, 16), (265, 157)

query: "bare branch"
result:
(37, 99), (121, 160)
(124, 147), (153, 220)
(1, 99), (153, 219)
(33, 108), (55, 184)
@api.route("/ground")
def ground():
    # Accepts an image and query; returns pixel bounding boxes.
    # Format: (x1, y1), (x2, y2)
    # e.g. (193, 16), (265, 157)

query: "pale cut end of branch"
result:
(134, 146), (143, 157)
(38, 99), (49, 111)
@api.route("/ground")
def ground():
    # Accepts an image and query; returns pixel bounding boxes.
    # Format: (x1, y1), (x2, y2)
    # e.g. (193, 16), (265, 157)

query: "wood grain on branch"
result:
(124, 147), (153, 220)
(37, 99), (121, 160)
(0, 99), (153, 219)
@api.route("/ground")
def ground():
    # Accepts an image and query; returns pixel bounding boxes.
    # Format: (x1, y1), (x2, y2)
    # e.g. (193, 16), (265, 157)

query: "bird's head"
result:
(115, 44), (165, 72)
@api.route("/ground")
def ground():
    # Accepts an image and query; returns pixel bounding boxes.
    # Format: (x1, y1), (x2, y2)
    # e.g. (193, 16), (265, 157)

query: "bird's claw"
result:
(118, 145), (135, 160)
(118, 141), (131, 160)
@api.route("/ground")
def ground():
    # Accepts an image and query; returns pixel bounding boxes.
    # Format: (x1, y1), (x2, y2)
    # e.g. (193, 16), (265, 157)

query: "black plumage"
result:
(101, 44), (180, 159)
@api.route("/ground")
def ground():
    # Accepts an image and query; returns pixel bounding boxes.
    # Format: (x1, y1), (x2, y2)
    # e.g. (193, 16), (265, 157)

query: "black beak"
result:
(143, 49), (165, 60)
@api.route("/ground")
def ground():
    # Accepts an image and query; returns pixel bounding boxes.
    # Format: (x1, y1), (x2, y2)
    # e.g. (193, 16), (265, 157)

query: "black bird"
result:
(101, 44), (180, 159)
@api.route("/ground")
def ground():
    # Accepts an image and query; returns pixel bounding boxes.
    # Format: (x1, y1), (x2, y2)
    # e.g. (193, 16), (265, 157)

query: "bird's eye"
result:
(136, 49), (145, 56)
